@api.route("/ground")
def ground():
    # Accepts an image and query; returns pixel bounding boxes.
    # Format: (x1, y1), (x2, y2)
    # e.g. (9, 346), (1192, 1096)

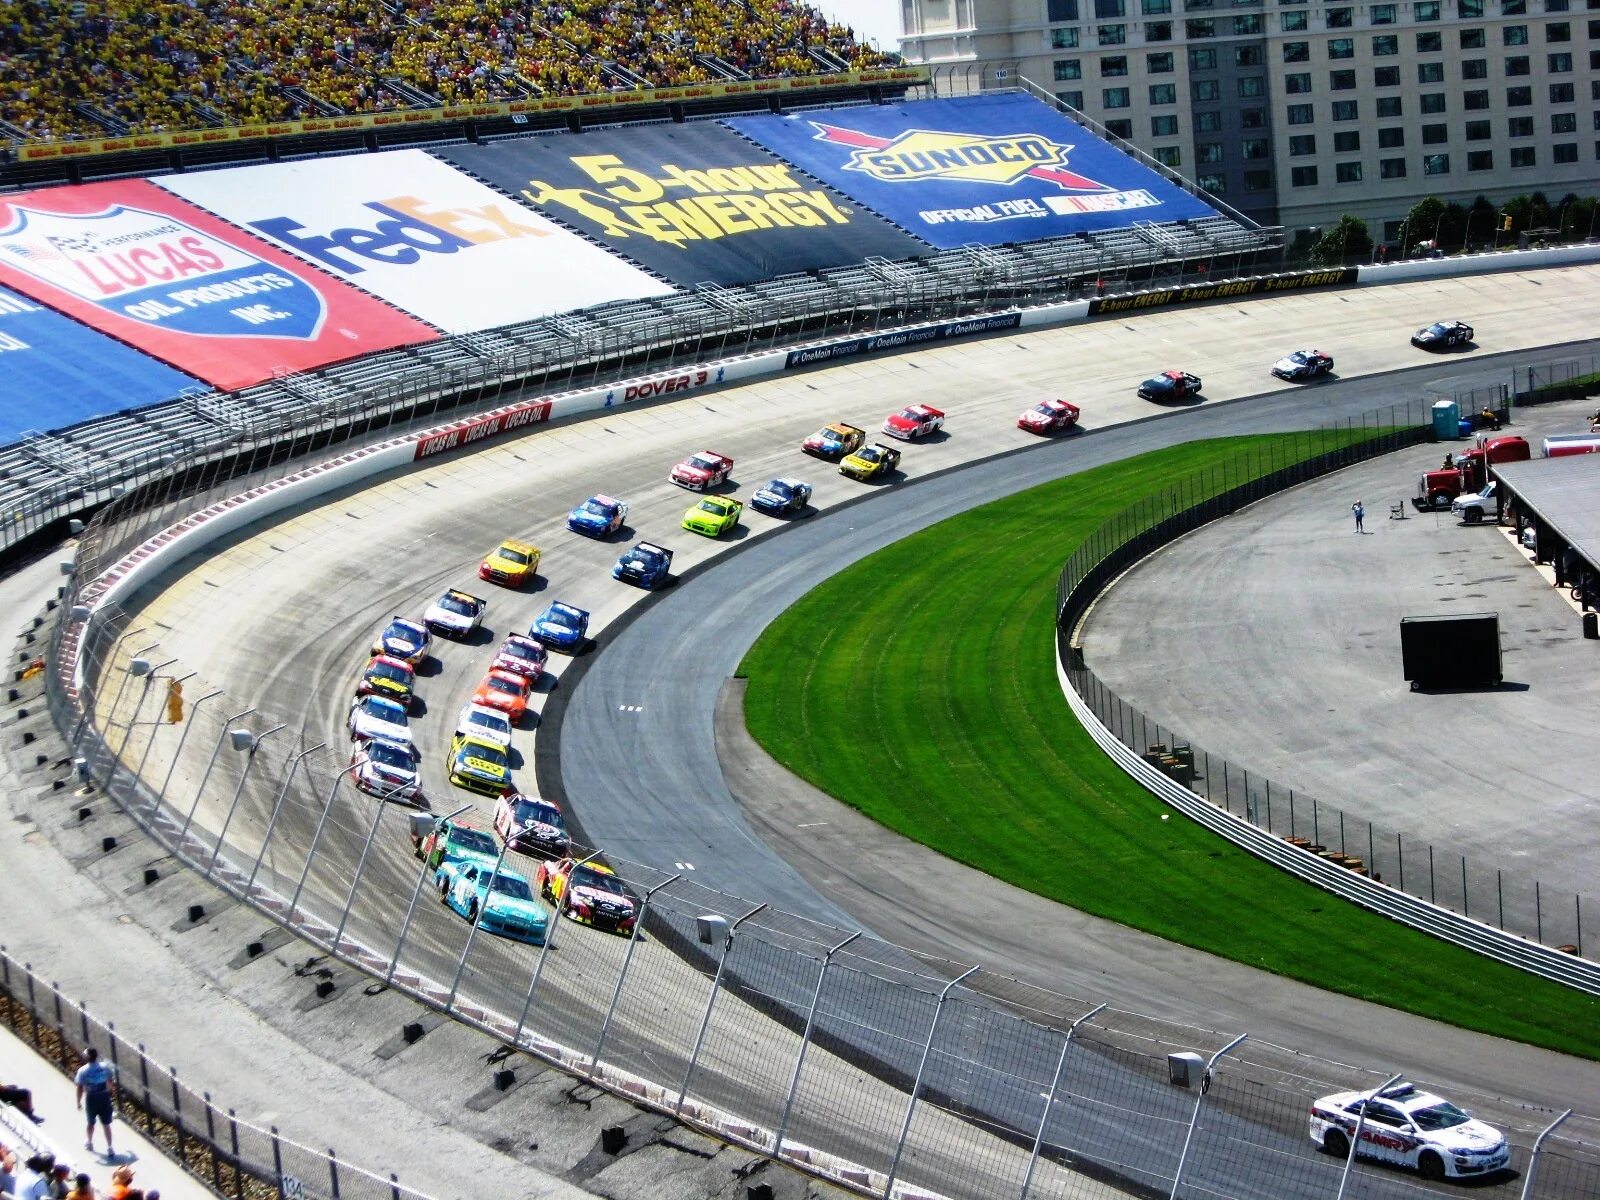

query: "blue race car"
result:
(751, 478), (812, 516)
(566, 495), (628, 538)
(612, 542), (673, 589)
(435, 859), (549, 946)
(529, 601), (590, 651)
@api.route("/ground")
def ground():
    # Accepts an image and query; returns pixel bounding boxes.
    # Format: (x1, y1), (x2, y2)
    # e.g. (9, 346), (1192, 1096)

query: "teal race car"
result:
(682, 496), (743, 537)
(410, 815), (499, 872)
(435, 859), (549, 946)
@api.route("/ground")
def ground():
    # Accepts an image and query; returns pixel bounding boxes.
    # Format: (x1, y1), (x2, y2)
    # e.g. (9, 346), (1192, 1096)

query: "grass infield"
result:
(740, 434), (1600, 1058)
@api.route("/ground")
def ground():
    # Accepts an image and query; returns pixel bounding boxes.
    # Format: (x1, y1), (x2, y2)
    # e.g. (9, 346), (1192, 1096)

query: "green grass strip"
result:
(741, 433), (1600, 1058)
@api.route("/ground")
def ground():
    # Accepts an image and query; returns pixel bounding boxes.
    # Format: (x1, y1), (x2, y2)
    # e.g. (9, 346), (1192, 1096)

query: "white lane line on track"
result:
(675, 862), (695, 870)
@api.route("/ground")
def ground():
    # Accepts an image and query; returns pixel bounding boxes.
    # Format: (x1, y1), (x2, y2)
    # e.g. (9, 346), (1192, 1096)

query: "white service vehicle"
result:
(1451, 480), (1501, 524)
(1308, 1081), (1509, 1180)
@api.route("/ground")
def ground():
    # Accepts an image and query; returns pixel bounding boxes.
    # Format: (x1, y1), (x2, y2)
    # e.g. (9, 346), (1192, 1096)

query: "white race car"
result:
(350, 737), (422, 802)
(423, 588), (487, 638)
(456, 702), (513, 749)
(1308, 1080), (1509, 1180)
(348, 694), (412, 745)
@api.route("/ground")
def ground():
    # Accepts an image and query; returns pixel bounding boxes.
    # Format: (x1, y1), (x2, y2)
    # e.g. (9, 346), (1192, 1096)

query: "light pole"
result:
(177, 707), (255, 848)
(386, 803), (473, 985)
(1168, 1033), (1249, 1200)
(100, 642), (158, 756)
(101, 655), (172, 799)
(205, 723), (287, 878)
(245, 741), (328, 897)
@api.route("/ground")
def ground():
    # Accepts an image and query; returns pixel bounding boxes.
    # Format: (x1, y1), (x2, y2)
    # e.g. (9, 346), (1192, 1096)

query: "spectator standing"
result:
(72, 1051), (116, 1159)
(1352, 500), (1365, 532)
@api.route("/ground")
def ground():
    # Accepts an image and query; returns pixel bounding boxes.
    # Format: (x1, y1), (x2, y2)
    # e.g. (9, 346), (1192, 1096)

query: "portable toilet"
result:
(1432, 399), (1462, 439)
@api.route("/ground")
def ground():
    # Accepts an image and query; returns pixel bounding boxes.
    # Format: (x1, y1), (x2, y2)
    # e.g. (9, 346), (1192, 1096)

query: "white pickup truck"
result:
(1451, 480), (1501, 524)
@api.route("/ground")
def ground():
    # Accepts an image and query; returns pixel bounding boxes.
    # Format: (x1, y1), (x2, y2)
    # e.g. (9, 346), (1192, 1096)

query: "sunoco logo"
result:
(811, 123), (1108, 192)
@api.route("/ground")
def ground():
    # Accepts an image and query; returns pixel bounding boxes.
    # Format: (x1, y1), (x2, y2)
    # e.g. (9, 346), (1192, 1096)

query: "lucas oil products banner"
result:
(727, 94), (1219, 249)
(435, 123), (923, 286)
(156, 150), (673, 332)
(0, 179), (438, 391)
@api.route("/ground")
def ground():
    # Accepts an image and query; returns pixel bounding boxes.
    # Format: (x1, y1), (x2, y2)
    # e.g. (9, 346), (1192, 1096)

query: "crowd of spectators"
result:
(0, 0), (895, 142)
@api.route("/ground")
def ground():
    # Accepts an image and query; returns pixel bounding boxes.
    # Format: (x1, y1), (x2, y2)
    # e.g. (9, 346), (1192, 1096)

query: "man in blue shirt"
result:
(73, 1048), (116, 1158)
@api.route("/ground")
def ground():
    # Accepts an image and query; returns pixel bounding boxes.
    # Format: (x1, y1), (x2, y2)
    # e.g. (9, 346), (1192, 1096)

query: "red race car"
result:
(882, 404), (945, 441)
(535, 857), (639, 935)
(669, 450), (733, 491)
(492, 634), (547, 683)
(473, 668), (531, 723)
(1018, 399), (1081, 434)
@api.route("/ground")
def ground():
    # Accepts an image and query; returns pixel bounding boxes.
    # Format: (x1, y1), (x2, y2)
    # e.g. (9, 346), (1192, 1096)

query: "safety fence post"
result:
(774, 930), (861, 1156)
(514, 851), (601, 1046)
(1334, 1073), (1402, 1200)
(247, 742), (327, 896)
(591, 873), (682, 1073)
(1021, 1002), (1106, 1200)
(676, 903), (768, 1115)
(884, 966), (980, 1200)
(387, 804), (472, 984)
(1167, 1033), (1247, 1200)
(1519, 1109), (1573, 1200)
(446, 834), (514, 1007)
(206, 724), (288, 877)
(178, 707), (255, 848)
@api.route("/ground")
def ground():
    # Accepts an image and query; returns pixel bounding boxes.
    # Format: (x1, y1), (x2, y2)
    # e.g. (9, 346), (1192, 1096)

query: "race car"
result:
(356, 654), (414, 708)
(350, 737), (422, 803)
(882, 404), (945, 441)
(682, 496), (743, 538)
(802, 423), (866, 461)
(370, 617), (431, 666)
(535, 857), (639, 936)
(566, 494), (629, 538)
(529, 601), (589, 651)
(1270, 349), (1334, 381)
(347, 694), (412, 745)
(1412, 319), (1474, 349)
(491, 634), (547, 682)
(422, 588), (486, 639)
(435, 859), (548, 947)
(1017, 399), (1081, 434)
(473, 668), (532, 723)
(1137, 370), (1202, 402)
(455, 701), (513, 749)
(447, 732), (513, 796)
(493, 793), (571, 859)
(1308, 1080), (1509, 1180)
(669, 450), (734, 491)
(750, 478), (812, 516)
(412, 815), (499, 871)
(613, 542), (673, 589)
(477, 539), (541, 588)
(840, 443), (901, 482)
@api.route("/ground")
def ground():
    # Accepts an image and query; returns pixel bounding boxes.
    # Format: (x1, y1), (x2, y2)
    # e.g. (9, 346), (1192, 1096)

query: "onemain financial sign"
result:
(729, 94), (1218, 249)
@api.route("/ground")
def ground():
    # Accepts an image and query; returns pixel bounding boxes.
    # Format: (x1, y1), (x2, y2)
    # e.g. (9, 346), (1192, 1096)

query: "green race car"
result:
(840, 442), (902, 482)
(682, 496), (743, 537)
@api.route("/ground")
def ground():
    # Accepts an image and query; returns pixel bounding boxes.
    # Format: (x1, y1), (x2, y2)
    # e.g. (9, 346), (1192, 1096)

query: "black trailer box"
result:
(1401, 612), (1502, 690)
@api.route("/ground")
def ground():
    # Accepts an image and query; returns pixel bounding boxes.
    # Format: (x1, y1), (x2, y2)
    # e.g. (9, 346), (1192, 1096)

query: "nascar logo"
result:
(811, 123), (1108, 191)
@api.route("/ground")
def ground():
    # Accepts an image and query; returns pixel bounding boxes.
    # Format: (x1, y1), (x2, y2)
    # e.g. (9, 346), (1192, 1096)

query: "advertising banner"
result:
(0, 180), (438, 391)
(435, 123), (923, 286)
(1086, 268), (1357, 314)
(785, 311), (1021, 368)
(157, 150), (673, 331)
(0, 284), (198, 442)
(728, 94), (1220, 249)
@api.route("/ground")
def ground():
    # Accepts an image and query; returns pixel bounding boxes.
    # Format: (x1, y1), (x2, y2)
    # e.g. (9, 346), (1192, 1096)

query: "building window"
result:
(1198, 141), (1225, 163)
(1553, 142), (1578, 162)
(1291, 165), (1319, 186)
(1283, 40), (1310, 60)
(1105, 118), (1133, 137)
(1326, 5), (1353, 24)
(1054, 59), (1082, 79)
(1281, 9), (1307, 28)
(1099, 23), (1127, 42)
(1142, 0), (1172, 11)
(1233, 13), (1262, 32)
(1465, 89), (1491, 107)
(1198, 173), (1227, 193)
(1289, 133), (1317, 154)
(1503, 24), (1528, 42)
(1190, 47), (1217, 68)
(1244, 169), (1273, 190)
(1502, 0), (1525, 11)
(1458, 0), (1483, 13)
(1504, 55), (1530, 74)
(1462, 59), (1487, 78)
(1460, 28), (1485, 47)
(1336, 161), (1363, 182)
(1508, 114), (1534, 135)
(1240, 107), (1265, 128)
(1095, 0), (1126, 15)
(1506, 85), (1532, 104)
(1145, 20), (1173, 38)
(1418, 62), (1445, 81)
(1193, 78), (1223, 100)
(1187, 18), (1216, 35)
(1329, 37), (1355, 57)
(1103, 86), (1131, 107)
(1048, 0), (1081, 17)
(1378, 126), (1405, 147)
(1242, 137), (1269, 158)
(1510, 145), (1536, 166)
(1550, 81), (1575, 102)
(1235, 44), (1263, 66)
(1422, 123), (1449, 143)
(1465, 119), (1492, 139)
(1287, 102), (1313, 123)
(1466, 149), (1493, 170)
(1549, 52), (1573, 71)
(1238, 75), (1265, 96)
(1051, 27), (1081, 47)
(1153, 145), (1183, 166)
(1422, 92), (1449, 111)
(1151, 113), (1179, 135)
(1546, 20), (1571, 38)
(1195, 110), (1222, 131)
(1334, 130), (1360, 151)
(1552, 112), (1577, 132)
(1423, 153), (1451, 174)
(1415, 0), (1440, 16)
(1370, 2), (1396, 19)
(1545, 0), (1568, 9)
(1330, 69), (1357, 89)
(1150, 82), (1177, 102)
(1101, 55), (1128, 74)
(1056, 89), (1085, 107)
(1332, 98), (1358, 119)
(1380, 157), (1407, 177)
(1373, 65), (1401, 84)
(1147, 50), (1174, 70)
(1373, 34), (1398, 54)
(1376, 95), (1402, 116)
(1419, 31), (1444, 51)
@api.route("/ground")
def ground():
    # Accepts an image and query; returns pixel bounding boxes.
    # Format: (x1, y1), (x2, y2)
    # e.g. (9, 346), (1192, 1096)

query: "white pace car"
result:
(1308, 1081), (1509, 1180)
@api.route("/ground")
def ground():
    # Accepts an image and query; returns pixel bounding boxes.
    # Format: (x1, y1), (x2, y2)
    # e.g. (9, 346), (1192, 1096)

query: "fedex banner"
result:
(728, 94), (1219, 249)
(157, 150), (673, 332)
(0, 180), (438, 391)
(0, 284), (198, 442)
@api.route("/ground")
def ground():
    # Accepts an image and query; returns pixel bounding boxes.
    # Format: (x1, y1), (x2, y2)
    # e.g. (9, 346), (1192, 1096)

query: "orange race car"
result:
(472, 668), (531, 723)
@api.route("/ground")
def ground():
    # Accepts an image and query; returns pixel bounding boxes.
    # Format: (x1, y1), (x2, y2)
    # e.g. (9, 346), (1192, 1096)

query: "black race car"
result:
(1411, 320), (1473, 350)
(1137, 370), (1202, 402)
(750, 478), (813, 516)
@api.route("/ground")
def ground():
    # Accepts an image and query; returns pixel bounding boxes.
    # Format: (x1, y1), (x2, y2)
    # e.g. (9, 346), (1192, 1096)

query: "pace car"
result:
(566, 495), (629, 538)
(1138, 370), (1202, 402)
(840, 443), (901, 482)
(447, 732), (513, 796)
(350, 737), (422, 803)
(1308, 1080), (1509, 1180)
(436, 860), (548, 946)
(682, 496), (743, 537)
(751, 478), (812, 516)
(477, 539), (540, 588)
(356, 654), (414, 707)
(536, 857), (638, 936)
(412, 815), (499, 870)
(491, 634), (547, 682)
(494, 793), (571, 858)
(1017, 399), (1080, 434)
(613, 542), (673, 589)
(347, 694), (412, 745)
(473, 668), (531, 723)
(422, 588), (486, 639)
(670, 450), (734, 491)
(1412, 319), (1474, 349)
(529, 601), (589, 651)
(882, 404), (944, 441)
(455, 701), (513, 749)
(802, 423), (866, 461)
(370, 617), (430, 665)
(1270, 349), (1334, 380)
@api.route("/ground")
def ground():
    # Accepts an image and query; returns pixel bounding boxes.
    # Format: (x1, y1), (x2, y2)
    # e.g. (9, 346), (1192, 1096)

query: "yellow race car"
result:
(478, 539), (541, 588)
(448, 732), (512, 796)
(682, 496), (743, 537)
(839, 442), (902, 482)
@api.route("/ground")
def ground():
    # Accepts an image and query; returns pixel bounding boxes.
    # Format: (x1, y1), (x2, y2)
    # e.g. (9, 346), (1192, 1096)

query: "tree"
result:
(1311, 215), (1372, 265)
(1402, 196), (1445, 254)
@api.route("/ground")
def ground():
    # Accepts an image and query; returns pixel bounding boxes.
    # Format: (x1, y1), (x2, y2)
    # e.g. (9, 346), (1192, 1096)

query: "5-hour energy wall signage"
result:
(436, 124), (923, 286)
